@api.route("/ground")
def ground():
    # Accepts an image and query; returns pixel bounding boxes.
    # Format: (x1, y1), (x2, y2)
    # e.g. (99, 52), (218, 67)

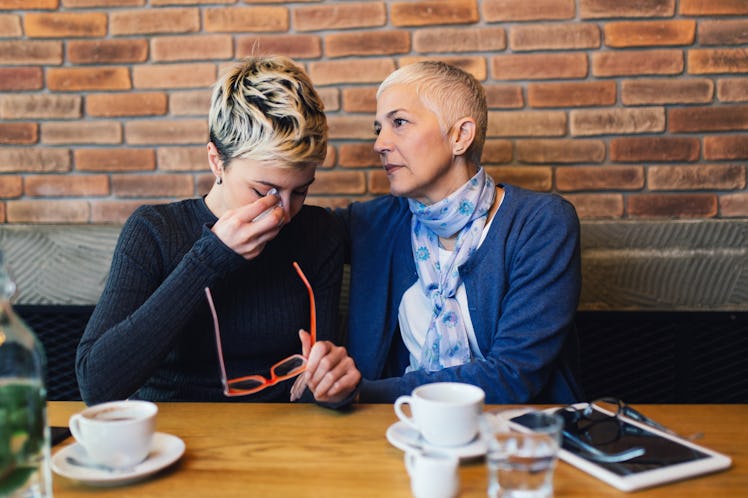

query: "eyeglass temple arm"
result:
(292, 261), (316, 345)
(205, 287), (230, 388)
(561, 430), (646, 463)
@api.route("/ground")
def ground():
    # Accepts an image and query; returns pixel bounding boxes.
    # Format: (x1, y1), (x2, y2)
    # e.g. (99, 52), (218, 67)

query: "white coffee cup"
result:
(69, 400), (157, 469)
(394, 382), (485, 447)
(405, 450), (459, 498)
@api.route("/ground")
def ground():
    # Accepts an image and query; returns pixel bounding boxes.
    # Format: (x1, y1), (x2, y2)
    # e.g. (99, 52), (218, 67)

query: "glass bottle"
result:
(0, 251), (52, 497)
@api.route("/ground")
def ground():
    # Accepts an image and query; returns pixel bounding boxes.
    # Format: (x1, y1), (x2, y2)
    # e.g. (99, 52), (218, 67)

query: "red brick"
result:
(670, 106), (748, 133)
(322, 145), (336, 169)
(610, 137), (700, 162)
(605, 20), (695, 48)
(328, 116), (375, 140)
(318, 88), (339, 112)
(0, 123), (37, 145)
(700, 20), (748, 46)
(64, 0), (144, 6)
(413, 27), (505, 53)
(237, 34), (321, 59)
(580, 0), (675, 19)
(528, 81), (615, 108)
(90, 200), (145, 224)
(338, 143), (380, 168)
(368, 170), (390, 194)
(571, 108), (665, 136)
(704, 135), (748, 160)
(132, 63), (216, 89)
(484, 166), (552, 191)
(25, 174), (109, 197)
(510, 24), (600, 51)
(6, 200), (89, 223)
(0, 0), (58, 8)
(592, 50), (683, 77)
(680, 0), (748, 15)
(196, 173), (214, 195)
(67, 39), (148, 64)
(556, 166), (644, 191)
(0, 41), (62, 65)
(125, 119), (208, 145)
(151, 0), (233, 4)
(517, 139), (606, 164)
(169, 90), (210, 116)
(309, 59), (395, 86)
(111, 173), (195, 197)
(41, 121), (122, 144)
(326, 31), (409, 58)
(48, 67), (131, 91)
(0, 14), (21, 36)
(485, 85), (523, 108)
(564, 193), (624, 219)
(311, 170), (366, 195)
(0, 148), (70, 173)
(87, 92), (168, 117)
(0, 94), (81, 119)
(718, 78), (748, 102)
(342, 87), (377, 113)
(649, 164), (745, 191)
(0, 177), (23, 198)
(205, 6), (287, 33)
(24, 12), (106, 38)
(488, 111), (566, 137)
(481, 140), (513, 164)
(391, 0), (478, 27)
(294, 3), (385, 31)
(482, 0), (574, 21)
(151, 34), (232, 62)
(111, 8), (199, 35)
(0, 67), (43, 91)
(75, 148), (155, 172)
(400, 56), (487, 80)
(621, 78), (713, 105)
(492, 53), (588, 80)
(720, 193), (748, 217)
(689, 49), (748, 75)
(157, 147), (206, 171)
(628, 194), (717, 218)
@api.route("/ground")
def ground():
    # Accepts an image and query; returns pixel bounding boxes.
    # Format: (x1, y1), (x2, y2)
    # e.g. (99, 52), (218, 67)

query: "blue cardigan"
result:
(337, 184), (584, 404)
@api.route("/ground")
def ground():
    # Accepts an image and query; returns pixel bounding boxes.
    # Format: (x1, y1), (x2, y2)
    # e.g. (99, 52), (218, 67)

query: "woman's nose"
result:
(374, 129), (391, 154)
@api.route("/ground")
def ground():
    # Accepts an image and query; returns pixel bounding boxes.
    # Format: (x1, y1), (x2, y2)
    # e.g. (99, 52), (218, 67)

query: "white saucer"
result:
(386, 421), (486, 460)
(51, 432), (185, 487)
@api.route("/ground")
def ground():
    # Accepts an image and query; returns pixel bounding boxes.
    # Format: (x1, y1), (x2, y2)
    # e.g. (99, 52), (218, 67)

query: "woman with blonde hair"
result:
(77, 56), (360, 407)
(338, 61), (583, 403)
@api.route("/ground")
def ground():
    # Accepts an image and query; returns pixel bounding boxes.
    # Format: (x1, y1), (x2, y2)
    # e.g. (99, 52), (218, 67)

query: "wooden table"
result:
(49, 402), (747, 497)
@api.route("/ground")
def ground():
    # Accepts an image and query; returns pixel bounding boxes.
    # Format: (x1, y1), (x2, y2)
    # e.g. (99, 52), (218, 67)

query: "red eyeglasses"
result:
(204, 261), (316, 397)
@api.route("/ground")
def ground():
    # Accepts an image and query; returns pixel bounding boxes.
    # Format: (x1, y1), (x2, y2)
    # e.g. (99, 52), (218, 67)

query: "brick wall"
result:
(1, 0), (747, 224)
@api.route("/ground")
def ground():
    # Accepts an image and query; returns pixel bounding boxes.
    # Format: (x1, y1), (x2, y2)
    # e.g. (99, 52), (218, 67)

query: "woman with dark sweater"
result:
(77, 56), (360, 407)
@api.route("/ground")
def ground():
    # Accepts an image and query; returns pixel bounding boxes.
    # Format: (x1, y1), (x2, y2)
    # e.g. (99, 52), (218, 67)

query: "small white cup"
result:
(394, 382), (485, 447)
(69, 400), (157, 469)
(405, 450), (459, 498)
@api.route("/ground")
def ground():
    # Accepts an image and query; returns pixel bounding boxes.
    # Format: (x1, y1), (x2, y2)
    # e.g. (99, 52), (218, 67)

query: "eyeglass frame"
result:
(204, 261), (316, 397)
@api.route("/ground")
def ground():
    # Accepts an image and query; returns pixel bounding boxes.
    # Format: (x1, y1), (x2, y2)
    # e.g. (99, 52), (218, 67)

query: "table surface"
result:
(48, 402), (748, 497)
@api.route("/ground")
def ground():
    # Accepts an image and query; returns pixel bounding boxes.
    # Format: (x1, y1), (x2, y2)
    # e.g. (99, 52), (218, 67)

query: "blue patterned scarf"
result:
(408, 168), (496, 371)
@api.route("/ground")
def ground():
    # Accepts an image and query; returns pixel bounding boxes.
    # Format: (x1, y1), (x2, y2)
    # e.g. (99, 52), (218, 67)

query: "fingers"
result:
(304, 341), (361, 404)
(298, 329), (312, 358)
(211, 194), (286, 260)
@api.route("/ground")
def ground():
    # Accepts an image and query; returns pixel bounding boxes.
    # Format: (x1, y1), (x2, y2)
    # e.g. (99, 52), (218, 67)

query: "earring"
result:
(216, 177), (223, 185)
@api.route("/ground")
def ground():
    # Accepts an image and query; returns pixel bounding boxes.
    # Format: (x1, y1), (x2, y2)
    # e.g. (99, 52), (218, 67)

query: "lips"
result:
(384, 163), (403, 174)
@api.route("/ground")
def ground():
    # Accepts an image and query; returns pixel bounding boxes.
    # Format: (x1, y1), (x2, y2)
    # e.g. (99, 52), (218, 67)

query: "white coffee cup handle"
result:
(394, 395), (419, 431)
(68, 413), (84, 444)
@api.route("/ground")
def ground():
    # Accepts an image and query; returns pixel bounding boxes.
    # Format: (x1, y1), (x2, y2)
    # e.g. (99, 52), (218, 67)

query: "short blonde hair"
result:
(209, 56), (327, 169)
(377, 61), (487, 164)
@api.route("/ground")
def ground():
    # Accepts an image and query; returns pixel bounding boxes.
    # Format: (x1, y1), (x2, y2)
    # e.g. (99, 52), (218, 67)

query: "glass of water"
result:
(482, 408), (563, 498)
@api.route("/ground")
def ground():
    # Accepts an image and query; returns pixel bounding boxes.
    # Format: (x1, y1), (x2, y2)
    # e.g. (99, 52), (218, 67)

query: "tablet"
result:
(507, 404), (732, 492)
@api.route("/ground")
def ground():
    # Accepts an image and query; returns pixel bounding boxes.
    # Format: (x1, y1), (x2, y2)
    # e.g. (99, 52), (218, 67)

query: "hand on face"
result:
(211, 191), (286, 261)
(291, 329), (361, 404)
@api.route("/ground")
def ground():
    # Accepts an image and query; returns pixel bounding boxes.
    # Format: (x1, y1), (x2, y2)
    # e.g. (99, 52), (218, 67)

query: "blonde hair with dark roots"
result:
(209, 56), (327, 169)
(377, 61), (487, 165)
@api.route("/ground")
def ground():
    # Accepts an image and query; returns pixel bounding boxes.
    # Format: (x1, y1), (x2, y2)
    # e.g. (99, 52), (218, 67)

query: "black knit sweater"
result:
(76, 197), (344, 404)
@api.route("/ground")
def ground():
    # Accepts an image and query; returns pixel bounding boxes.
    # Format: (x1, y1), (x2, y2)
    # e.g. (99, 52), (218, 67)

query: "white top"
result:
(399, 197), (502, 372)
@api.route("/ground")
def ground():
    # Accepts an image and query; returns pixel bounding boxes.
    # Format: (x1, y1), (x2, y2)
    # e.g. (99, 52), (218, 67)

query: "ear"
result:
(206, 142), (223, 177)
(451, 117), (476, 156)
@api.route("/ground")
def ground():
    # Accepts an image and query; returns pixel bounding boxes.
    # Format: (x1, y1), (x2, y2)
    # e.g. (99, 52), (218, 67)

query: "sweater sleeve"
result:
(76, 208), (245, 404)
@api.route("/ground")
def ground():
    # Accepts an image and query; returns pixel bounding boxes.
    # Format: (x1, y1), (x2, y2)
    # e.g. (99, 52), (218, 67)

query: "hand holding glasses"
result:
(205, 261), (315, 397)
